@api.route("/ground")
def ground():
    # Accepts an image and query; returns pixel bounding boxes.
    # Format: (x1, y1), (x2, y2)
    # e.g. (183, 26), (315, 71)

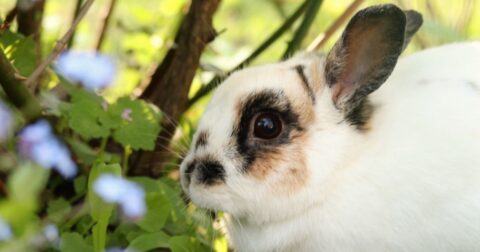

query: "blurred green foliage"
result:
(0, 0), (478, 251)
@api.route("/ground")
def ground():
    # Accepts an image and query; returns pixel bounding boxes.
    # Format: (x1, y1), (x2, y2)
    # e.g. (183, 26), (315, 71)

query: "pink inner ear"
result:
(335, 22), (391, 104)
(332, 85), (344, 106)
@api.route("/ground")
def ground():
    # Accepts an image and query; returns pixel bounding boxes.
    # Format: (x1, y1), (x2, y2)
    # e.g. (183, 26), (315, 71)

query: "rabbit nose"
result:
(185, 160), (225, 185)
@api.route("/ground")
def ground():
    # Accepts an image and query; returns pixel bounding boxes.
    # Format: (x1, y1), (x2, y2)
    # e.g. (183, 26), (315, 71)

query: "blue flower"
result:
(55, 51), (116, 91)
(43, 224), (59, 242)
(0, 218), (13, 241)
(18, 120), (77, 179)
(93, 174), (146, 218)
(0, 101), (14, 143)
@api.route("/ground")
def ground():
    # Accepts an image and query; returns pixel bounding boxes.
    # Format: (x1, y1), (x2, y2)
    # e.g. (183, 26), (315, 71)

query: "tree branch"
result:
(131, 0), (221, 176)
(307, 0), (365, 51)
(16, 0), (45, 37)
(282, 0), (324, 59)
(24, 0), (95, 90)
(0, 49), (42, 121)
(16, 0), (46, 67)
(0, 7), (18, 32)
(95, 0), (117, 51)
(186, 0), (309, 109)
(67, 0), (84, 49)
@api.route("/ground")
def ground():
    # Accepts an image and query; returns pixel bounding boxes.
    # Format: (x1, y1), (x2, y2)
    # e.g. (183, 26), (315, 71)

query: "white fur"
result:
(180, 42), (480, 251)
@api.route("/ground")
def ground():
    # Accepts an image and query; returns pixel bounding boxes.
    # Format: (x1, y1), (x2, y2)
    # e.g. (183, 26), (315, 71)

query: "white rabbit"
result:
(180, 4), (480, 251)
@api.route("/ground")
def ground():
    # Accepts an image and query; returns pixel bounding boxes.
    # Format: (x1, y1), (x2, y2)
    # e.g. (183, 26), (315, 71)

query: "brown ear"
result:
(325, 4), (410, 114)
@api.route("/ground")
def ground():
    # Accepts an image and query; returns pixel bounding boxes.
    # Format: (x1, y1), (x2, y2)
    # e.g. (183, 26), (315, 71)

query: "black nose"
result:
(186, 160), (225, 185)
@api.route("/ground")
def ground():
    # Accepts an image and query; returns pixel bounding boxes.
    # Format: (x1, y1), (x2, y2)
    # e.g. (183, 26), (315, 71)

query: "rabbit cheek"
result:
(249, 144), (309, 193)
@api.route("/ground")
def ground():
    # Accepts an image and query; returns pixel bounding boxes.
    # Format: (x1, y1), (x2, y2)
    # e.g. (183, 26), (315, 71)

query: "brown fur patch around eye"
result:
(247, 131), (309, 193)
(233, 90), (312, 193)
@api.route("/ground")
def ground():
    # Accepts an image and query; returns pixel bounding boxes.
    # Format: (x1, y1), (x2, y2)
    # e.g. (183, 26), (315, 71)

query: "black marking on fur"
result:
(234, 90), (301, 172)
(186, 156), (225, 185)
(196, 159), (225, 185)
(185, 161), (195, 184)
(345, 99), (374, 129)
(195, 131), (209, 149)
(293, 65), (316, 104)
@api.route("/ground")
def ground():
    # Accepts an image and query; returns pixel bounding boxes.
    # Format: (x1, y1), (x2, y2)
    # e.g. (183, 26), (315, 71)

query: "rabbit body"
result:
(227, 42), (480, 252)
(180, 4), (480, 251)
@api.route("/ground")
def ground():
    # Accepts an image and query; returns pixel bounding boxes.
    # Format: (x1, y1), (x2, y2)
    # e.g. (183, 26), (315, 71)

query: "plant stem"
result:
(186, 0), (309, 109)
(282, 0), (324, 59)
(0, 49), (42, 121)
(61, 203), (88, 231)
(98, 137), (108, 161)
(122, 145), (131, 175)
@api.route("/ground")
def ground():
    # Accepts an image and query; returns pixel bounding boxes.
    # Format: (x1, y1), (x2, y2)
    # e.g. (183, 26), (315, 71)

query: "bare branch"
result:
(0, 7), (18, 32)
(67, 0), (84, 49)
(131, 0), (221, 176)
(24, 0), (95, 90)
(307, 0), (365, 51)
(95, 0), (117, 51)
(282, 0), (324, 59)
(186, 0), (309, 109)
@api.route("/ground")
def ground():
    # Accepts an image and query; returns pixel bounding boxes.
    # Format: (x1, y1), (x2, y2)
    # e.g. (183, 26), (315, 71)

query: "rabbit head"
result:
(180, 4), (422, 223)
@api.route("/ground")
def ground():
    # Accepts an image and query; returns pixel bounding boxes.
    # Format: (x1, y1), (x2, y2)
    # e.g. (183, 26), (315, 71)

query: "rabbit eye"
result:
(253, 112), (282, 139)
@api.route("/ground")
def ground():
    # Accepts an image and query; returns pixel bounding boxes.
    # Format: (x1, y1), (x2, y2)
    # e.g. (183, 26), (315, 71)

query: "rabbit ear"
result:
(402, 10), (423, 51)
(325, 4), (408, 114)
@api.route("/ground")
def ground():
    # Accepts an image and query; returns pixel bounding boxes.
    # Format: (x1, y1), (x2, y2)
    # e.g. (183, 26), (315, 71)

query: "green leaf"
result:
(136, 192), (171, 232)
(65, 90), (161, 147)
(60, 232), (93, 252)
(127, 231), (170, 252)
(0, 30), (23, 50)
(75, 215), (95, 235)
(0, 30), (36, 76)
(129, 177), (161, 193)
(66, 138), (98, 165)
(74, 175), (88, 195)
(47, 198), (72, 223)
(9, 36), (36, 76)
(109, 97), (161, 150)
(158, 179), (190, 234)
(0, 165), (48, 230)
(87, 163), (122, 252)
(168, 236), (199, 252)
(67, 89), (109, 139)
(8, 163), (50, 202)
(126, 230), (144, 242)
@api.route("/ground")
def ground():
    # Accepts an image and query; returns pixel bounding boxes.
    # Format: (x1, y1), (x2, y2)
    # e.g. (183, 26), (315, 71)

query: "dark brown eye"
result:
(253, 112), (282, 139)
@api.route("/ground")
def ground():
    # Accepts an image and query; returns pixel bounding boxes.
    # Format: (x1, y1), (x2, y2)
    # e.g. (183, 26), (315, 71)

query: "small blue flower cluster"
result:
(55, 51), (116, 91)
(0, 101), (13, 143)
(93, 174), (146, 218)
(0, 218), (12, 241)
(18, 120), (77, 179)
